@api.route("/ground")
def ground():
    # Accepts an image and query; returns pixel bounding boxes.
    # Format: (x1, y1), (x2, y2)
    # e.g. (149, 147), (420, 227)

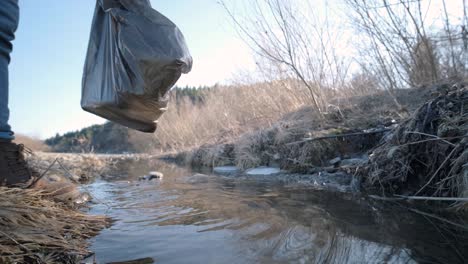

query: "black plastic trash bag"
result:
(81, 0), (192, 133)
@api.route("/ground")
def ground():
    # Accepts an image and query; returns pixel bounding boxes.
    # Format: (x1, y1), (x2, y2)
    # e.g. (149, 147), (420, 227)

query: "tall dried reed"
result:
(153, 80), (313, 151)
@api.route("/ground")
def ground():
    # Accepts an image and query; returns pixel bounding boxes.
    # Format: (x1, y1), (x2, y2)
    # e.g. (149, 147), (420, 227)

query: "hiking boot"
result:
(0, 141), (34, 187)
(0, 142), (89, 204)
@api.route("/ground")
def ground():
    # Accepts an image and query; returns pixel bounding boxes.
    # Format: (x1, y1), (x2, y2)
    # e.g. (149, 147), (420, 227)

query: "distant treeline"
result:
(45, 122), (133, 153)
(172, 85), (208, 105)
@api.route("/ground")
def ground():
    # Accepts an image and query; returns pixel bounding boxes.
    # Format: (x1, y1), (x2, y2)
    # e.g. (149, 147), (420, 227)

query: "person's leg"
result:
(0, 0), (31, 187)
(0, 0), (19, 141)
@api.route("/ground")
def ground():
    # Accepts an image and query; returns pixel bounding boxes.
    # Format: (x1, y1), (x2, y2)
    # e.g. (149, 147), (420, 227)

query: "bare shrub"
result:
(346, 0), (467, 92)
(220, 0), (352, 114)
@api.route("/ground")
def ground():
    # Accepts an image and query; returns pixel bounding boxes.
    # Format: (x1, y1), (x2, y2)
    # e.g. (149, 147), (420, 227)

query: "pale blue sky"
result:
(9, 0), (254, 138)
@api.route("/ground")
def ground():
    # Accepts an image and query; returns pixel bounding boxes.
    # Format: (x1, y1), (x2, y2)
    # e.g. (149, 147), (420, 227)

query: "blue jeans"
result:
(0, 0), (18, 141)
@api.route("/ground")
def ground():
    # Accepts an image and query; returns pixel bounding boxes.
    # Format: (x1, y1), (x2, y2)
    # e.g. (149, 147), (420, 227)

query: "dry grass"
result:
(154, 80), (313, 151)
(0, 187), (108, 263)
(0, 152), (111, 263)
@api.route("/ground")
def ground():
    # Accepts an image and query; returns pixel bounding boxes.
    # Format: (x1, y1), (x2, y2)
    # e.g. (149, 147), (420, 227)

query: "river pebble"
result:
(245, 167), (281, 176)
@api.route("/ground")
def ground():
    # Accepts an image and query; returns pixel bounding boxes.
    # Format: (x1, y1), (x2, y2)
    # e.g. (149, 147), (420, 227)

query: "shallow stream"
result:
(85, 160), (467, 263)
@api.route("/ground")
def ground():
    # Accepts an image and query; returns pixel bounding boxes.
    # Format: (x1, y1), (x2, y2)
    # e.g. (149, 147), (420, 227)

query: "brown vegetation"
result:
(153, 80), (314, 151)
(365, 83), (468, 207)
(154, 78), (424, 153)
(181, 85), (434, 170)
(0, 187), (108, 263)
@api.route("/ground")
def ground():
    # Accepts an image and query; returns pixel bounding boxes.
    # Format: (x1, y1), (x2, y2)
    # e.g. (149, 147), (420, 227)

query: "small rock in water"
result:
(213, 166), (240, 176)
(138, 171), (163, 181)
(245, 167), (281, 176)
(149, 171), (163, 178)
